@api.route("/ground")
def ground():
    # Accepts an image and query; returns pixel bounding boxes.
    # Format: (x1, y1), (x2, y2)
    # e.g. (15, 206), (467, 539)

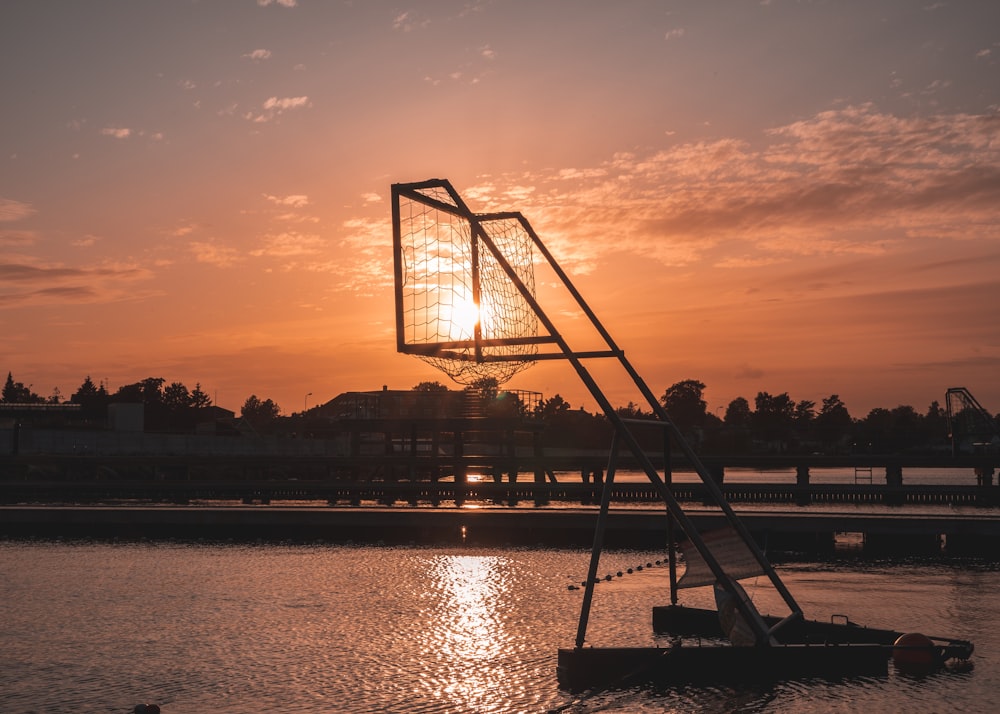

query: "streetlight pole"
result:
(304, 392), (312, 412)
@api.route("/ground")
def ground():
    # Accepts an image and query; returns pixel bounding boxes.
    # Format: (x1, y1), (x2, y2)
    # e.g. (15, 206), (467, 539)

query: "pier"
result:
(3, 473), (1000, 508)
(3, 505), (1000, 555)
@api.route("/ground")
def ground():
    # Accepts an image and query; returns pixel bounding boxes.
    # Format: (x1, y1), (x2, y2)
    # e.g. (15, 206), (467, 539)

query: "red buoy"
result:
(893, 632), (936, 672)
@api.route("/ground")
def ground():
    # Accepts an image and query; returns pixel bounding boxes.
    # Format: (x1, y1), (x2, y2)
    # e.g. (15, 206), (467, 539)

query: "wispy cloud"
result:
(71, 234), (100, 248)
(393, 11), (429, 32)
(245, 96), (311, 123)
(189, 241), (243, 267)
(0, 198), (35, 222)
(100, 127), (131, 139)
(243, 49), (272, 60)
(451, 104), (1000, 273)
(257, 0), (297, 7)
(0, 261), (153, 308)
(264, 194), (309, 208)
(250, 231), (326, 258)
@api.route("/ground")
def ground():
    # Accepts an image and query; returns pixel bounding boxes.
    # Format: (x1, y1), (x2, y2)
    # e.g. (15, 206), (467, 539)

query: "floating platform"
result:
(652, 604), (901, 644)
(557, 605), (974, 691)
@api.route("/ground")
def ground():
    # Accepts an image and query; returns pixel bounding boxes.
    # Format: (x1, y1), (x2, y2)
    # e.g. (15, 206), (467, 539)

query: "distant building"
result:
(108, 403), (144, 432)
(318, 386), (541, 421)
(0, 402), (82, 428)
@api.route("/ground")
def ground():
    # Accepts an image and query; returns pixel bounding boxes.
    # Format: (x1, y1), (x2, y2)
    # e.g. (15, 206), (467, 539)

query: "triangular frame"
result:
(392, 178), (804, 647)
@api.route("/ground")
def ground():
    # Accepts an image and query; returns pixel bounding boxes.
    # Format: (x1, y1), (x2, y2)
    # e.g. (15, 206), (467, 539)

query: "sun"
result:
(448, 295), (481, 340)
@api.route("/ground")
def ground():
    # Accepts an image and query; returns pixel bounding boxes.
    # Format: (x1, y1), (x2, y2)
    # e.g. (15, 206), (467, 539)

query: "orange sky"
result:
(2, 1), (999, 418)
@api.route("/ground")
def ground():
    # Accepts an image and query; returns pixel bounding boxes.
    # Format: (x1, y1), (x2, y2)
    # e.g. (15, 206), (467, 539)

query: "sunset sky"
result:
(2, 0), (999, 419)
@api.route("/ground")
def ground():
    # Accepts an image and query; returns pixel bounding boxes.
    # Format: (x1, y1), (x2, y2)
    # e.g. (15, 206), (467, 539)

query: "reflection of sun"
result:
(420, 555), (512, 711)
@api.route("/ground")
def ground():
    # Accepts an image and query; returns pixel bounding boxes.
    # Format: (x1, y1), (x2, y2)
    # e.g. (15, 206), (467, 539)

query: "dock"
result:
(3, 505), (999, 554)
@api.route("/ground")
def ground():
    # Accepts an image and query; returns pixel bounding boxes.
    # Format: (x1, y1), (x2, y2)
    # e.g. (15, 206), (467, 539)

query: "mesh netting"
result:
(396, 187), (538, 385)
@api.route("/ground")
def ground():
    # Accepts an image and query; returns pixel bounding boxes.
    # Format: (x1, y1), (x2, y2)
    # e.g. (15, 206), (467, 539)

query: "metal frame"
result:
(392, 179), (803, 647)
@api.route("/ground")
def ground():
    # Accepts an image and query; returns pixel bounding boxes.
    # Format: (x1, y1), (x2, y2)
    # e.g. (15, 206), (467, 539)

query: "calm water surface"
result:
(2, 540), (997, 713)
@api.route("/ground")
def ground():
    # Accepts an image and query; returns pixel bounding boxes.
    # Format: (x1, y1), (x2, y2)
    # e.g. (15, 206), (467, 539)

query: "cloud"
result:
(0, 230), (35, 247)
(0, 198), (35, 222)
(71, 234), (100, 248)
(393, 11), (429, 32)
(473, 104), (1000, 270)
(246, 96), (311, 123)
(189, 241), (243, 267)
(250, 231), (326, 258)
(243, 49), (272, 60)
(263, 96), (309, 111)
(664, 28), (685, 40)
(100, 127), (131, 139)
(0, 261), (153, 308)
(257, 0), (296, 7)
(264, 194), (309, 208)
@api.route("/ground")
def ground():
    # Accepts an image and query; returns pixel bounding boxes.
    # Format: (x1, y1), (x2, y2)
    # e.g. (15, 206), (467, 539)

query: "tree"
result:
(724, 397), (752, 428)
(241, 395), (281, 427)
(752, 391), (796, 448)
(413, 381), (449, 392)
(70, 376), (109, 418)
(190, 383), (212, 409)
(794, 399), (816, 442)
(921, 400), (948, 447)
(469, 376), (499, 401)
(163, 382), (192, 411)
(114, 377), (166, 404)
(616, 401), (651, 419)
(814, 394), (852, 451)
(2, 372), (40, 403)
(535, 394), (571, 420)
(660, 379), (707, 438)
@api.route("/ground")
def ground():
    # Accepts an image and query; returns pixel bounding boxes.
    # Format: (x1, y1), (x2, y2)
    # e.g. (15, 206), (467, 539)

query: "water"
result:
(1, 540), (997, 713)
(553, 466), (978, 486)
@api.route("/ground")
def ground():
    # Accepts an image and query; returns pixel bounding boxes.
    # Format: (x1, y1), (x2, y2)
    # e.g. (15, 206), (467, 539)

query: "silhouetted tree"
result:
(2, 372), (41, 403)
(163, 382), (191, 411)
(724, 397), (752, 428)
(660, 379), (707, 441)
(856, 404), (925, 452)
(190, 383), (212, 409)
(114, 377), (166, 404)
(469, 376), (499, 401)
(753, 391), (796, 450)
(616, 401), (651, 419)
(921, 400), (949, 448)
(535, 394), (572, 420)
(814, 395), (853, 452)
(241, 394), (281, 428)
(412, 381), (449, 392)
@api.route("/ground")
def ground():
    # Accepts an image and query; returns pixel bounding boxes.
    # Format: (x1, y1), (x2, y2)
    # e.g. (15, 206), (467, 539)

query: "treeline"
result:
(4, 371), (996, 454)
(531, 379), (998, 455)
(415, 377), (991, 455)
(1, 372), (278, 432)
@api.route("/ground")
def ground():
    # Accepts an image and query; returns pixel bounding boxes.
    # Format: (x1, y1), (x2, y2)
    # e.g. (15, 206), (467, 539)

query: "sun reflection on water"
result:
(418, 554), (514, 712)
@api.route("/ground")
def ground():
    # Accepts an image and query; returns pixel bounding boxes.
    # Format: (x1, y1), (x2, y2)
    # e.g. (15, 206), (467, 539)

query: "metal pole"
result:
(575, 432), (621, 648)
